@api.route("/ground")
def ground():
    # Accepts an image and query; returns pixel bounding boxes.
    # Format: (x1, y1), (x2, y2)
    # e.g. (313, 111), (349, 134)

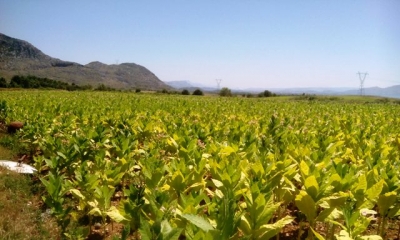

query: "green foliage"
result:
(192, 89), (203, 95)
(258, 90), (275, 97)
(219, 87), (232, 97)
(0, 100), (7, 122)
(181, 89), (190, 95)
(5, 75), (92, 91)
(1, 91), (400, 239)
(0, 77), (7, 88)
(95, 83), (115, 91)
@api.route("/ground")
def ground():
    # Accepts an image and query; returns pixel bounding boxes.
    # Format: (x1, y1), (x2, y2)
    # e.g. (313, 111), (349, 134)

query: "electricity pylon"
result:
(357, 72), (368, 96)
(216, 79), (222, 90)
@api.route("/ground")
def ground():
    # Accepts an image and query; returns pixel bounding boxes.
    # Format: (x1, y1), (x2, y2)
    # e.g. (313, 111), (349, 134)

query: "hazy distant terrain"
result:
(0, 33), (172, 90)
(166, 80), (400, 98)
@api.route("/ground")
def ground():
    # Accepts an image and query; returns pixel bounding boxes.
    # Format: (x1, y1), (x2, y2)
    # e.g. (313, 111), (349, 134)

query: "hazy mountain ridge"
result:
(0, 33), (171, 90)
(164, 80), (219, 92)
(167, 80), (400, 98)
(341, 85), (400, 98)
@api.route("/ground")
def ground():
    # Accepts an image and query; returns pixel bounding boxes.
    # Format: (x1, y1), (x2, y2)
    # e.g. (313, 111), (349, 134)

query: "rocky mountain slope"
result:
(0, 33), (171, 90)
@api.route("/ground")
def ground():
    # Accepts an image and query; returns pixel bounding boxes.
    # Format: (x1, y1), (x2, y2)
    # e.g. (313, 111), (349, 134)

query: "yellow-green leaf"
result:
(377, 191), (397, 215)
(299, 160), (309, 177)
(70, 189), (85, 200)
(239, 215), (252, 235)
(295, 191), (316, 223)
(106, 206), (127, 223)
(311, 227), (326, 240)
(304, 175), (319, 200)
(365, 180), (384, 202)
(211, 179), (224, 188)
(88, 207), (102, 216)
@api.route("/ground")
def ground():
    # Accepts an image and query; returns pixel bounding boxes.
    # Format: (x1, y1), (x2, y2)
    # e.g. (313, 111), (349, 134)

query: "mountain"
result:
(248, 86), (400, 98)
(342, 85), (400, 98)
(164, 80), (195, 89)
(166, 80), (400, 98)
(165, 80), (219, 92)
(0, 33), (172, 90)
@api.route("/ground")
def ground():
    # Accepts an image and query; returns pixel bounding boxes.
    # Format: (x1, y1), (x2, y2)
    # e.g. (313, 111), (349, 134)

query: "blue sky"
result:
(1, 1), (399, 89)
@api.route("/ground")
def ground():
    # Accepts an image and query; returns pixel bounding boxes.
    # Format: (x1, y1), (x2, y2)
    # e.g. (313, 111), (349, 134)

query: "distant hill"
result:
(164, 80), (195, 89)
(248, 86), (400, 98)
(341, 85), (400, 99)
(0, 33), (172, 90)
(165, 80), (218, 92)
(166, 80), (400, 98)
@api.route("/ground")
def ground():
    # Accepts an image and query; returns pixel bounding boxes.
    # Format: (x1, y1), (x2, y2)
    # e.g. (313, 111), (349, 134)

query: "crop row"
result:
(1, 91), (400, 239)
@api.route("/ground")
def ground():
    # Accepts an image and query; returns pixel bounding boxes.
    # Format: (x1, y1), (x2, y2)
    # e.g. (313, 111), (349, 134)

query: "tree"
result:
(0, 77), (7, 88)
(258, 90), (275, 97)
(192, 89), (204, 96)
(219, 87), (232, 97)
(9, 75), (22, 88)
(181, 89), (190, 95)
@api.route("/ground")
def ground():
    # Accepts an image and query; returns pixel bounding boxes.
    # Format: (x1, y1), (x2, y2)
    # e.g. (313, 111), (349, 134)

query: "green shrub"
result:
(219, 87), (232, 97)
(192, 89), (204, 96)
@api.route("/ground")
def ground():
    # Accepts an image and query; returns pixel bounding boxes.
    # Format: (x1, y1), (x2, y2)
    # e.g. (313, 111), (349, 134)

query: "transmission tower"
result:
(216, 79), (222, 90)
(357, 72), (368, 96)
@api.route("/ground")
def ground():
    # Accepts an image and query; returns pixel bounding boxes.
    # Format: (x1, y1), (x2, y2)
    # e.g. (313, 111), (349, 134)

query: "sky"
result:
(1, 1), (399, 89)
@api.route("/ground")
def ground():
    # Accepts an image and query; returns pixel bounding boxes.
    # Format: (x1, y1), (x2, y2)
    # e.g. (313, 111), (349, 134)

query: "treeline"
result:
(0, 75), (117, 91)
(157, 88), (204, 96)
(220, 88), (277, 98)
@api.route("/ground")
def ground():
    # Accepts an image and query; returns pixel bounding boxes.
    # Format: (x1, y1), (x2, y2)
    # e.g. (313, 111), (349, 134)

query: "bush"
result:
(135, 89), (141, 93)
(258, 90), (275, 97)
(95, 84), (115, 91)
(219, 87), (232, 97)
(192, 89), (204, 96)
(0, 77), (7, 88)
(181, 89), (190, 95)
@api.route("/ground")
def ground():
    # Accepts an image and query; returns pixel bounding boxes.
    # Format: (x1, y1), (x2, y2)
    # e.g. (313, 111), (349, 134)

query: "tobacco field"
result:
(1, 91), (400, 240)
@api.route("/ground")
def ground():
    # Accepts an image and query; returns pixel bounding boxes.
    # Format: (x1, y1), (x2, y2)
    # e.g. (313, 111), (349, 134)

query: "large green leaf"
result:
(170, 170), (185, 192)
(311, 227), (326, 240)
(161, 220), (183, 240)
(106, 206), (127, 223)
(295, 191), (316, 222)
(377, 191), (397, 216)
(182, 214), (214, 232)
(256, 215), (294, 240)
(365, 180), (384, 201)
(299, 160), (310, 177)
(304, 175), (319, 200)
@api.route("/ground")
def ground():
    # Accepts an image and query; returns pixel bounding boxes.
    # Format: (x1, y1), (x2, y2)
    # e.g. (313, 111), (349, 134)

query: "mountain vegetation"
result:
(0, 33), (172, 90)
(0, 75), (93, 91)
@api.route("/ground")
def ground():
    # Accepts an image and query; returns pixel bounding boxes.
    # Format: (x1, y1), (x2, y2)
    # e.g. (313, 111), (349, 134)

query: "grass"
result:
(0, 132), (60, 239)
(0, 143), (13, 160)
